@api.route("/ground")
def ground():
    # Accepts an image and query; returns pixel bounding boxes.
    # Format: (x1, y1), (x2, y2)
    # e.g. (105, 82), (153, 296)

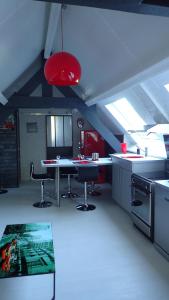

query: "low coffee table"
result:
(0, 222), (55, 300)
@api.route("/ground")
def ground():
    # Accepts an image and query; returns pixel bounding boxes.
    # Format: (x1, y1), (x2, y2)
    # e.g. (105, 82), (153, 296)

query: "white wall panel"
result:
(0, 0), (48, 91)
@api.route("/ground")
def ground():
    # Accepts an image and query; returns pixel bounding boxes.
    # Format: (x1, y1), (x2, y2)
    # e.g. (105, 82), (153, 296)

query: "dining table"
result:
(41, 157), (112, 207)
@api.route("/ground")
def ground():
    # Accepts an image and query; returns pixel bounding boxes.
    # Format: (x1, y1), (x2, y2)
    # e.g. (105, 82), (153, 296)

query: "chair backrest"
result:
(30, 162), (34, 178)
(77, 165), (99, 182)
(60, 167), (77, 176)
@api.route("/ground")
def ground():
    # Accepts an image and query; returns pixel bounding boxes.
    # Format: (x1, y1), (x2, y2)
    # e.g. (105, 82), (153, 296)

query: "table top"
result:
(41, 157), (112, 167)
(0, 223), (55, 278)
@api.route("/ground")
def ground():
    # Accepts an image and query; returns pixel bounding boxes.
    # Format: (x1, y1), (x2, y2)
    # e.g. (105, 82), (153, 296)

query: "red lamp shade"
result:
(44, 51), (81, 86)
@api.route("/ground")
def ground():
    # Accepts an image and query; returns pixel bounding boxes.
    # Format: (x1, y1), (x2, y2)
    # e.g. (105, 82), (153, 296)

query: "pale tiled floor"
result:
(0, 179), (169, 300)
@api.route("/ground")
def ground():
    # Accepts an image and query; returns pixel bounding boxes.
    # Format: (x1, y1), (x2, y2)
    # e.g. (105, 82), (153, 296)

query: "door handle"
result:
(164, 197), (169, 202)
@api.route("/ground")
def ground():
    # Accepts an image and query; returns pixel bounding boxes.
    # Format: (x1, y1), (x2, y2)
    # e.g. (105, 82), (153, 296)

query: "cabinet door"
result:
(154, 186), (169, 252)
(112, 164), (120, 201)
(112, 164), (131, 212)
(120, 168), (132, 212)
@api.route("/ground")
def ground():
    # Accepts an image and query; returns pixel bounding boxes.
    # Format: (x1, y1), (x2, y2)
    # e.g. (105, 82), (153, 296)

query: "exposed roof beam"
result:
(7, 95), (81, 109)
(57, 86), (81, 98)
(141, 82), (169, 122)
(4, 53), (42, 98)
(142, 0), (169, 7)
(44, 3), (61, 58)
(86, 55), (169, 107)
(78, 105), (121, 152)
(0, 92), (8, 105)
(34, 0), (169, 18)
(16, 68), (44, 96)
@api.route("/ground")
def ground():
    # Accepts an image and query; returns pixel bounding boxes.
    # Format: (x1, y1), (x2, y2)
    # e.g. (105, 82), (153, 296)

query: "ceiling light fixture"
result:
(44, 3), (81, 86)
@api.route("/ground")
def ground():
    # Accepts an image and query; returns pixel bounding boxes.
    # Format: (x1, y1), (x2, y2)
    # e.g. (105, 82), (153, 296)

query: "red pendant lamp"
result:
(44, 4), (81, 86)
(44, 51), (81, 86)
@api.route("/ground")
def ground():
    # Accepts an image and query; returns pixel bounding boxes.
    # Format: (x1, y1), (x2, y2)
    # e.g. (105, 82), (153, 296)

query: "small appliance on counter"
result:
(92, 153), (99, 161)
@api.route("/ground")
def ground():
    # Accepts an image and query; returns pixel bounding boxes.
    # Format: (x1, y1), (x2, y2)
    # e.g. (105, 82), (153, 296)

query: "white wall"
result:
(19, 109), (46, 181)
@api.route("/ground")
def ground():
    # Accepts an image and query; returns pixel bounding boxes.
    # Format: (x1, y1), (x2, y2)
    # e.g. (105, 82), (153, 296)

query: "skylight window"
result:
(164, 83), (169, 92)
(105, 97), (146, 131)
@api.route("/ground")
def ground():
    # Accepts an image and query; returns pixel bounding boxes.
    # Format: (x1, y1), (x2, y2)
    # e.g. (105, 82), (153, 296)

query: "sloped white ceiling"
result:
(1, 1), (169, 136)
(51, 5), (169, 102)
(0, 0), (49, 91)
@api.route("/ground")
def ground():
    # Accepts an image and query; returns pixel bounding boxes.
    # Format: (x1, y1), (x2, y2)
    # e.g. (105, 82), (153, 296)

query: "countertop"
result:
(155, 179), (169, 190)
(41, 157), (112, 167)
(109, 153), (164, 162)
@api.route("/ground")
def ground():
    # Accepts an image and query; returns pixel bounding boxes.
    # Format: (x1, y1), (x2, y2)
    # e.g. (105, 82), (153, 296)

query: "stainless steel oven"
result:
(131, 169), (169, 241)
(131, 174), (154, 240)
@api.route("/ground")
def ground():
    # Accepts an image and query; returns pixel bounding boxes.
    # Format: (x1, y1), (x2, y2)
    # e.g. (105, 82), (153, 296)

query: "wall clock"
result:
(77, 118), (84, 129)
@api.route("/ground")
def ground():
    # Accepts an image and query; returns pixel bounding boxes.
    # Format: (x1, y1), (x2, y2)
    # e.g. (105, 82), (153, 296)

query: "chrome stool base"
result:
(61, 192), (79, 199)
(33, 201), (53, 208)
(0, 189), (8, 194)
(76, 204), (96, 211)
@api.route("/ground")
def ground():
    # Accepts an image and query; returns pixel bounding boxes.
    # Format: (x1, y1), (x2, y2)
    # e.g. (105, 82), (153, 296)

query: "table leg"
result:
(55, 167), (60, 207)
(51, 272), (56, 300)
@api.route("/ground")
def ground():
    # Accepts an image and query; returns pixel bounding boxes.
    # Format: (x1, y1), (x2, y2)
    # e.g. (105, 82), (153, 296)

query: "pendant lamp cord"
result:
(61, 2), (64, 52)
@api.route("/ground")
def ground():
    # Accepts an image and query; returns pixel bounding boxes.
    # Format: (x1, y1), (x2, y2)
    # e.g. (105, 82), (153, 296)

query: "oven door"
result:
(131, 181), (152, 226)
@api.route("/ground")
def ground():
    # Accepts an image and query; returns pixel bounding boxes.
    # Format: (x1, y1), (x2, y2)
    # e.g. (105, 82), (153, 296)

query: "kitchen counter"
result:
(155, 179), (169, 190)
(110, 153), (165, 213)
(110, 153), (164, 162)
(109, 153), (165, 172)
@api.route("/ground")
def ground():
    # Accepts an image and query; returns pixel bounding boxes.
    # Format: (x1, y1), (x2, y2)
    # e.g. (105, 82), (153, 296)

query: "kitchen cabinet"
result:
(112, 164), (131, 212)
(154, 182), (169, 259)
(111, 154), (165, 214)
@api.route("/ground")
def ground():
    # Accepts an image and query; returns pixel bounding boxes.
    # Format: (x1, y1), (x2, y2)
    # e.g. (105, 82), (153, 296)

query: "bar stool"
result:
(61, 167), (79, 199)
(76, 165), (99, 211)
(30, 162), (54, 208)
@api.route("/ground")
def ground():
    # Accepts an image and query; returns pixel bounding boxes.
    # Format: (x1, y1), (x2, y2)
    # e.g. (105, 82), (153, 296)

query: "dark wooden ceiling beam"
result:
(7, 95), (81, 109)
(142, 0), (169, 7)
(57, 86), (81, 98)
(17, 68), (44, 96)
(34, 0), (169, 17)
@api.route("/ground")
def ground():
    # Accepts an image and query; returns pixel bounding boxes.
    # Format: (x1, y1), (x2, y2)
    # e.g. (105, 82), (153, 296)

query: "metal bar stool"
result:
(76, 165), (99, 211)
(61, 167), (79, 199)
(30, 162), (54, 208)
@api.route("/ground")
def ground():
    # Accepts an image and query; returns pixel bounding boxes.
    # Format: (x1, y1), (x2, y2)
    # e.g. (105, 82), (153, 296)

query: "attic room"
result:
(1, 1), (169, 299)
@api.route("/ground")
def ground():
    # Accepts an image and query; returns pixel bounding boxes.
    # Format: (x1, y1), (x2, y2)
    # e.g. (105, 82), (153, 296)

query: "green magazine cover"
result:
(0, 223), (55, 278)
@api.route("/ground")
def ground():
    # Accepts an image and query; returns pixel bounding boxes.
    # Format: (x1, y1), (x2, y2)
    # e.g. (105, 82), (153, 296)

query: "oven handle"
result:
(132, 183), (151, 195)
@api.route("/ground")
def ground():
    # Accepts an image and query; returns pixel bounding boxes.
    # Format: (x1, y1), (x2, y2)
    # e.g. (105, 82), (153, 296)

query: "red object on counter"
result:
(120, 143), (127, 154)
(43, 160), (57, 164)
(80, 130), (106, 183)
(121, 155), (144, 158)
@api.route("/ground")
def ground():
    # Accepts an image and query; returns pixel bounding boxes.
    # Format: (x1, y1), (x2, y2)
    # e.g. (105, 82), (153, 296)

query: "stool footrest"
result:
(61, 192), (79, 199)
(76, 204), (96, 211)
(88, 190), (101, 196)
(33, 201), (53, 208)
